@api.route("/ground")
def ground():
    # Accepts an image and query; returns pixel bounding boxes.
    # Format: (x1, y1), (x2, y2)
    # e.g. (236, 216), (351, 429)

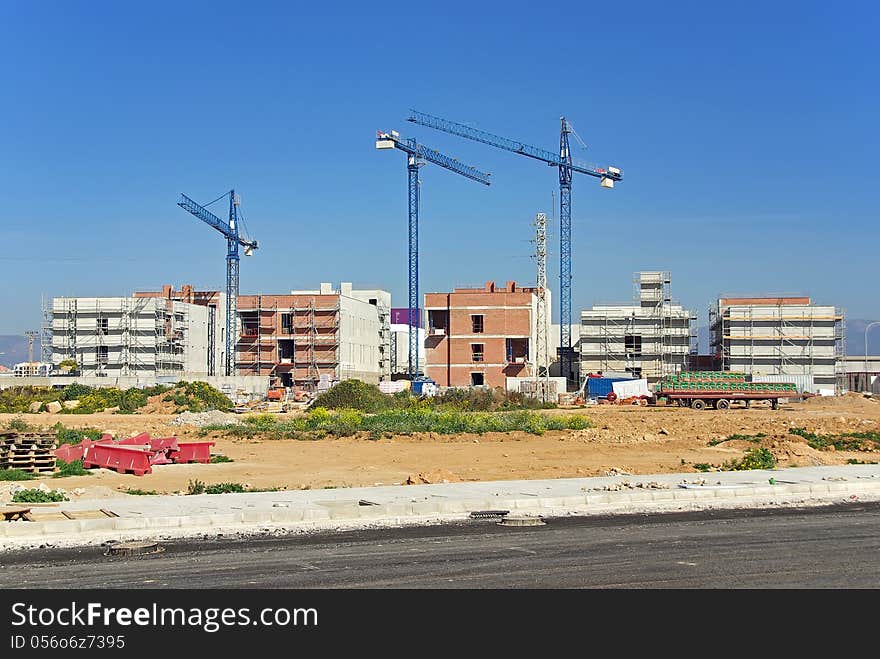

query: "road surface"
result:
(2, 502), (879, 588)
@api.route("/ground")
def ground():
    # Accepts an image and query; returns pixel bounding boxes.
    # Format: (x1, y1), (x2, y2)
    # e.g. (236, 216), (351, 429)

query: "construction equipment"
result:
(178, 190), (258, 376)
(655, 372), (803, 410)
(376, 130), (491, 379)
(407, 110), (622, 387)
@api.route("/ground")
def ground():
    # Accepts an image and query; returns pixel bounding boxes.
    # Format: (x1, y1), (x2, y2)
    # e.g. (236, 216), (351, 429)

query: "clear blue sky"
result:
(1, 0), (877, 337)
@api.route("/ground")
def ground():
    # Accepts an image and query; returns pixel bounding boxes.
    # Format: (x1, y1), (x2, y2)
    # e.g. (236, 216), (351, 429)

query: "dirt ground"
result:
(2, 394), (878, 498)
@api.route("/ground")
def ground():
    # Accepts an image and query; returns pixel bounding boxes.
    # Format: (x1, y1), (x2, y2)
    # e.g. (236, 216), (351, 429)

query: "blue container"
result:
(411, 379), (435, 395)
(586, 377), (632, 398)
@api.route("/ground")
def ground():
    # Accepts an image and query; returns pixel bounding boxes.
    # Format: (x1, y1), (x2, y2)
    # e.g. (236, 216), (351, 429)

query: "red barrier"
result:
(55, 437), (113, 463)
(117, 432), (151, 446)
(149, 437), (179, 452)
(171, 441), (215, 464)
(83, 444), (154, 475)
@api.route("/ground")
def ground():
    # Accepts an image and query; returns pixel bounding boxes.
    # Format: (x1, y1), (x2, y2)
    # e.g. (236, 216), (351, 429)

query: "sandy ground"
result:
(1, 394), (878, 499)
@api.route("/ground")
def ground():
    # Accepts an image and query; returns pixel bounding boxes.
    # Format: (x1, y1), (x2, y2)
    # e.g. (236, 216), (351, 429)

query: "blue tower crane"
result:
(407, 110), (622, 387)
(376, 130), (491, 379)
(178, 190), (258, 376)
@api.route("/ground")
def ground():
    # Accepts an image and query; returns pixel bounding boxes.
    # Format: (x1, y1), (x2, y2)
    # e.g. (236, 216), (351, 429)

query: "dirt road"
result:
(1, 394), (877, 498)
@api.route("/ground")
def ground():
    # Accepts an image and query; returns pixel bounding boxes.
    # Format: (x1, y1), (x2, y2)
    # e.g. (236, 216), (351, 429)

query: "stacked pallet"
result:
(0, 431), (58, 474)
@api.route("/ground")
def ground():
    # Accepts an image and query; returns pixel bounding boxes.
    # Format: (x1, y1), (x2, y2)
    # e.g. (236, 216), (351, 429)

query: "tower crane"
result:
(178, 190), (258, 376)
(407, 110), (622, 387)
(376, 130), (491, 379)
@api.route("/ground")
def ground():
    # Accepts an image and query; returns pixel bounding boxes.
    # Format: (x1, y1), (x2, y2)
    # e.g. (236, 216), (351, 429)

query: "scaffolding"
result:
(533, 212), (551, 401)
(710, 297), (844, 388)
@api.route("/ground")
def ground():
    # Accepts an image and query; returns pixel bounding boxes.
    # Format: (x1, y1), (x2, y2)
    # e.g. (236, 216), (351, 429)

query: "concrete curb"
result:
(3, 479), (880, 547)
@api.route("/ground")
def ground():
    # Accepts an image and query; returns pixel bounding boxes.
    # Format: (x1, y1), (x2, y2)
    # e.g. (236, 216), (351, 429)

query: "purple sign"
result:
(391, 307), (422, 327)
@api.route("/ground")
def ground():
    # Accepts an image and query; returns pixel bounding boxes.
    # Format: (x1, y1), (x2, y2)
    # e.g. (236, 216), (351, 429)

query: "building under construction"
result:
(237, 283), (391, 391)
(49, 295), (217, 377)
(579, 271), (695, 381)
(709, 295), (845, 390)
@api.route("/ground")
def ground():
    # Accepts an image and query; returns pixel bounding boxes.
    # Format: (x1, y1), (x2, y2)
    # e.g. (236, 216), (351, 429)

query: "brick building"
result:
(424, 281), (541, 388)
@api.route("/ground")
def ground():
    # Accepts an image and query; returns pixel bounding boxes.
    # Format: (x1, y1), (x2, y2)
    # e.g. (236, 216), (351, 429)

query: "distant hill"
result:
(694, 319), (880, 356)
(0, 335), (40, 368)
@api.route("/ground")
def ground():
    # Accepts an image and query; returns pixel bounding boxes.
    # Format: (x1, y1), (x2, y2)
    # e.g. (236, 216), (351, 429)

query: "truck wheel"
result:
(691, 399), (706, 411)
(716, 399), (730, 410)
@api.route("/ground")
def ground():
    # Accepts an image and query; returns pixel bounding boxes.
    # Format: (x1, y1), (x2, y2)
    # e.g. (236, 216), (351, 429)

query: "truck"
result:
(654, 371), (802, 410)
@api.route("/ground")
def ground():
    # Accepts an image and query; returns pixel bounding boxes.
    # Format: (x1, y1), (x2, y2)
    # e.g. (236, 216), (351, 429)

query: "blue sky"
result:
(1, 0), (877, 337)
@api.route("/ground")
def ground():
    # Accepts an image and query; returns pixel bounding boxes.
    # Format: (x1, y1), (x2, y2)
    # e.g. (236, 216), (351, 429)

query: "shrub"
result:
(243, 413), (278, 430)
(693, 463), (712, 472)
(163, 381), (232, 412)
(723, 447), (777, 471)
(0, 469), (36, 481)
(53, 459), (91, 478)
(55, 425), (103, 445)
(210, 455), (234, 463)
(311, 380), (393, 412)
(204, 482), (246, 494)
(6, 417), (34, 432)
(122, 487), (159, 495)
(12, 488), (68, 503)
(187, 479), (206, 495)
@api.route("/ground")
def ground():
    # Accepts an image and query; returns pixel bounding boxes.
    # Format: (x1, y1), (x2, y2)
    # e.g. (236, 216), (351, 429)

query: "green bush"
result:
(723, 447), (777, 471)
(708, 432), (766, 446)
(12, 488), (68, 503)
(204, 482), (246, 494)
(55, 424), (104, 445)
(790, 427), (880, 452)
(122, 488), (159, 495)
(0, 469), (36, 481)
(210, 455), (234, 463)
(163, 381), (232, 412)
(208, 407), (592, 439)
(311, 379), (394, 412)
(53, 459), (91, 478)
(243, 413), (279, 430)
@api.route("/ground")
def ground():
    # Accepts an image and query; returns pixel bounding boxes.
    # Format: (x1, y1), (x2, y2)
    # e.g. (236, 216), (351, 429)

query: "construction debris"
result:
(169, 410), (241, 427)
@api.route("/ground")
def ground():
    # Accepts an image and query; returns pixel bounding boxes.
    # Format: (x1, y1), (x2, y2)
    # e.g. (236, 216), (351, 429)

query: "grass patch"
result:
(0, 468), (36, 481)
(12, 488), (68, 503)
(162, 381), (232, 413)
(121, 487), (160, 495)
(708, 432), (766, 446)
(52, 459), (91, 478)
(692, 463), (712, 472)
(847, 459), (879, 465)
(722, 447), (777, 471)
(5, 416), (36, 432)
(204, 407), (591, 440)
(209, 455), (234, 464)
(186, 479), (273, 495)
(790, 427), (880, 452)
(54, 424), (104, 445)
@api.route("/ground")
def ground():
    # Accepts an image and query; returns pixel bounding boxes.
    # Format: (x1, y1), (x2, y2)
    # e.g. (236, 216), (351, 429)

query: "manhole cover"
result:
(497, 515), (546, 527)
(106, 541), (164, 557)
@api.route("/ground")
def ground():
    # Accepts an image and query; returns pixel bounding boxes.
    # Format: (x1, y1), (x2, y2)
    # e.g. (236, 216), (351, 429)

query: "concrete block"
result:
(42, 520), (82, 535)
(241, 511), (274, 524)
(0, 524), (7, 537)
(302, 508), (330, 521)
(208, 513), (240, 526)
(173, 515), (213, 529)
(650, 491), (675, 501)
(270, 508), (304, 523)
(45, 401), (62, 414)
(147, 516), (183, 529)
(113, 518), (148, 530)
(585, 494), (610, 505)
(513, 498), (541, 509)
(326, 506), (360, 519)
(5, 523), (45, 536)
(438, 501), (467, 513)
(79, 519), (117, 532)
(560, 496), (587, 507)
(809, 484), (832, 495)
(409, 501), (441, 516)
(623, 492), (652, 503)
(749, 486), (776, 496)
(825, 483), (850, 493)
(782, 483), (812, 494)
(380, 503), (409, 516)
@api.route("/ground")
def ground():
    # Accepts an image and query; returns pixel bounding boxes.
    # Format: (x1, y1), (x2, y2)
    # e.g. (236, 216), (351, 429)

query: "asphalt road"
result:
(3, 502), (880, 588)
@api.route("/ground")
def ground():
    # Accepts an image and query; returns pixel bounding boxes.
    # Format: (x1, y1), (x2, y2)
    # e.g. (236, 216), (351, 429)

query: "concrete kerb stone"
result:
(41, 521), (83, 535)
(112, 518), (149, 531)
(78, 519), (117, 533)
(5, 523), (46, 537)
(146, 516), (183, 529)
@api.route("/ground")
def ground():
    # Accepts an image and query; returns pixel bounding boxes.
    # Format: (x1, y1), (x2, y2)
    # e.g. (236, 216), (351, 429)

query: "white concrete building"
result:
(579, 272), (695, 381)
(710, 295), (845, 388)
(50, 296), (219, 377)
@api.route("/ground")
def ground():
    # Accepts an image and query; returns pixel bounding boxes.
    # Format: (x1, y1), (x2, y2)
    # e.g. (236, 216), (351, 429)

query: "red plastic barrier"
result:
(117, 432), (151, 446)
(171, 441), (215, 464)
(83, 444), (154, 476)
(149, 436), (179, 452)
(55, 437), (113, 463)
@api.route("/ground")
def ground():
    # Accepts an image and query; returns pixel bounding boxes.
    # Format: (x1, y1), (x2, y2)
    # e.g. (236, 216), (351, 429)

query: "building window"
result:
(625, 334), (642, 358)
(471, 372), (485, 386)
(97, 317), (108, 334)
(471, 344), (484, 362)
(471, 314), (484, 334)
(97, 346), (108, 365)
(281, 313), (293, 334)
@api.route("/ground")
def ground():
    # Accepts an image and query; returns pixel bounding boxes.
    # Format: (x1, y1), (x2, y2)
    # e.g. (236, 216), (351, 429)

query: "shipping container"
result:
(586, 377), (633, 398)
